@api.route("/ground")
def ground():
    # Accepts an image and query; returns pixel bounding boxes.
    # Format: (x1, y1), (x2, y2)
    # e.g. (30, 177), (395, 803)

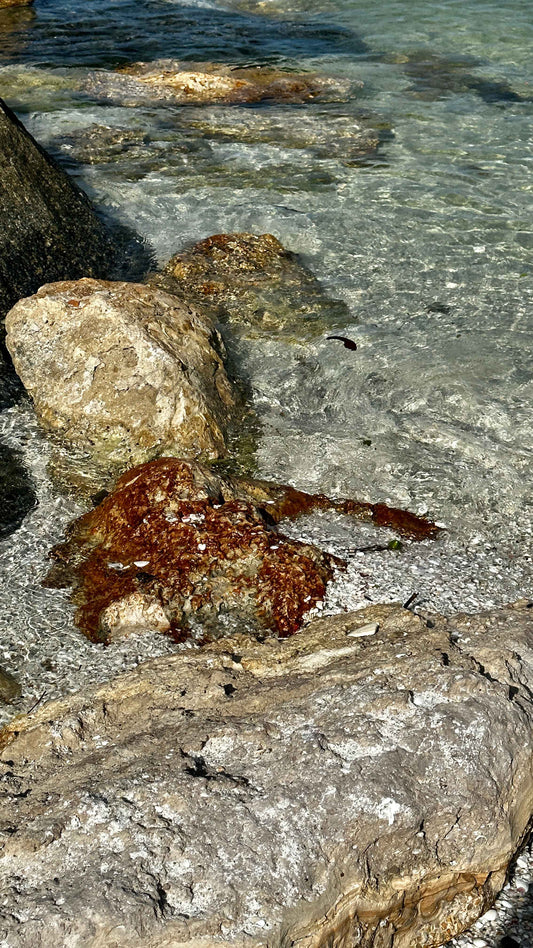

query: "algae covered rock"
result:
(0, 601), (532, 946)
(44, 456), (439, 644)
(150, 232), (350, 337)
(45, 457), (337, 643)
(85, 59), (353, 107)
(5, 279), (237, 471)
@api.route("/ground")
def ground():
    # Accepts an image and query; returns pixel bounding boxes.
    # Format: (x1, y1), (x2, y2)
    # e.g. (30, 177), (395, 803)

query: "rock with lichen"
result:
(44, 456), (439, 644)
(0, 601), (532, 946)
(5, 279), (238, 473)
(149, 232), (350, 337)
(84, 59), (353, 107)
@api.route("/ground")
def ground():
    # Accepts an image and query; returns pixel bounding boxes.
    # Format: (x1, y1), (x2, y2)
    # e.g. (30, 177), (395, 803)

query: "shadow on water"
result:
(0, 440), (37, 540)
(0, 0), (368, 69)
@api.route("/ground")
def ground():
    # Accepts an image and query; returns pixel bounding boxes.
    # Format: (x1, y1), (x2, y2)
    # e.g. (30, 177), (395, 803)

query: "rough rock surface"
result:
(1, 601), (532, 947)
(85, 60), (352, 107)
(150, 233), (350, 337)
(44, 456), (439, 644)
(0, 0), (32, 8)
(0, 99), (112, 320)
(5, 280), (237, 471)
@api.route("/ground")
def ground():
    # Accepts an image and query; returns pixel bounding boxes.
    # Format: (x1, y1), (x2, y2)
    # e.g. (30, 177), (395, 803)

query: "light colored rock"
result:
(85, 60), (352, 107)
(1, 601), (532, 947)
(5, 279), (237, 470)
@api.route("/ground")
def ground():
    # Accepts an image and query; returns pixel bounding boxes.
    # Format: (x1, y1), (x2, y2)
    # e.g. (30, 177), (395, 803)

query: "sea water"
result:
(0, 0), (531, 704)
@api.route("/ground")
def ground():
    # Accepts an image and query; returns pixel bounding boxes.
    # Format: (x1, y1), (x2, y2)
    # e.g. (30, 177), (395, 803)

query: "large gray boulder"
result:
(0, 601), (532, 947)
(0, 98), (113, 319)
(0, 98), (115, 407)
(5, 279), (238, 472)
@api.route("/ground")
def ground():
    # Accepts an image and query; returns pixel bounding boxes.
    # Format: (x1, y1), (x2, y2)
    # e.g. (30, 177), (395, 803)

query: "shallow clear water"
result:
(0, 0), (532, 712)
(0, 1), (532, 943)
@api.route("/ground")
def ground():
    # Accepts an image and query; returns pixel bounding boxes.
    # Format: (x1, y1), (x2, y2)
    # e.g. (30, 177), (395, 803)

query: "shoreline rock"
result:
(0, 99), (114, 321)
(0, 601), (532, 946)
(5, 279), (238, 473)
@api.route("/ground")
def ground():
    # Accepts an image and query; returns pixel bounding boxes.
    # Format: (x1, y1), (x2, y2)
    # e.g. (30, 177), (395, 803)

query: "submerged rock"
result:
(0, 666), (21, 702)
(0, 441), (36, 541)
(44, 456), (439, 644)
(180, 106), (384, 164)
(391, 50), (532, 104)
(150, 232), (350, 337)
(0, 98), (113, 320)
(5, 279), (237, 472)
(85, 59), (353, 107)
(0, 600), (532, 946)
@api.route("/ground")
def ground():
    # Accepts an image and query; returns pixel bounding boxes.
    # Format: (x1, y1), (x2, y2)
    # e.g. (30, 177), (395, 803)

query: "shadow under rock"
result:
(0, 440), (37, 541)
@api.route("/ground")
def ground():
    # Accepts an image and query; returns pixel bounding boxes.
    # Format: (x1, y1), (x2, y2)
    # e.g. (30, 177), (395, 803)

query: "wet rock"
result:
(0, 601), (532, 946)
(0, 666), (21, 702)
(150, 232), (350, 337)
(0, 441), (37, 541)
(44, 456), (439, 644)
(5, 279), (237, 473)
(44, 457), (338, 643)
(0, 98), (114, 321)
(0, 0), (32, 7)
(84, 59), (353, 107)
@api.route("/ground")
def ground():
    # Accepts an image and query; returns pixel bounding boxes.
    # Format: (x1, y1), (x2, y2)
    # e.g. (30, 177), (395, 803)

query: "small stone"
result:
(499, 937), (520, 948)
(479, 908), (498, 922)
(473, 939), (488, 947)
(346, 621), (379, 638)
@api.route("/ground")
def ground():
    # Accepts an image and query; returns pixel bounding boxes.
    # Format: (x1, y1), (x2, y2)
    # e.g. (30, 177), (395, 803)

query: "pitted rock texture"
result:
(85, 60), (352, 107)
(149, 232), (350, 337)
(0, 99), (112, 320)
(5, 280), (237, 470)
(1, 601), (532, 947)
(44, 456), (439, 643)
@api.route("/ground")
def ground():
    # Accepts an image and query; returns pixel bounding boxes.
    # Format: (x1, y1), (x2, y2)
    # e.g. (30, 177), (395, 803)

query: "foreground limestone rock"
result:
(5, 280), (237, 470)
(0, 601), (532, 947)
(44, 456), (439, 644)
(85, 60), (352, 107)
(150, 233), (350, 337)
